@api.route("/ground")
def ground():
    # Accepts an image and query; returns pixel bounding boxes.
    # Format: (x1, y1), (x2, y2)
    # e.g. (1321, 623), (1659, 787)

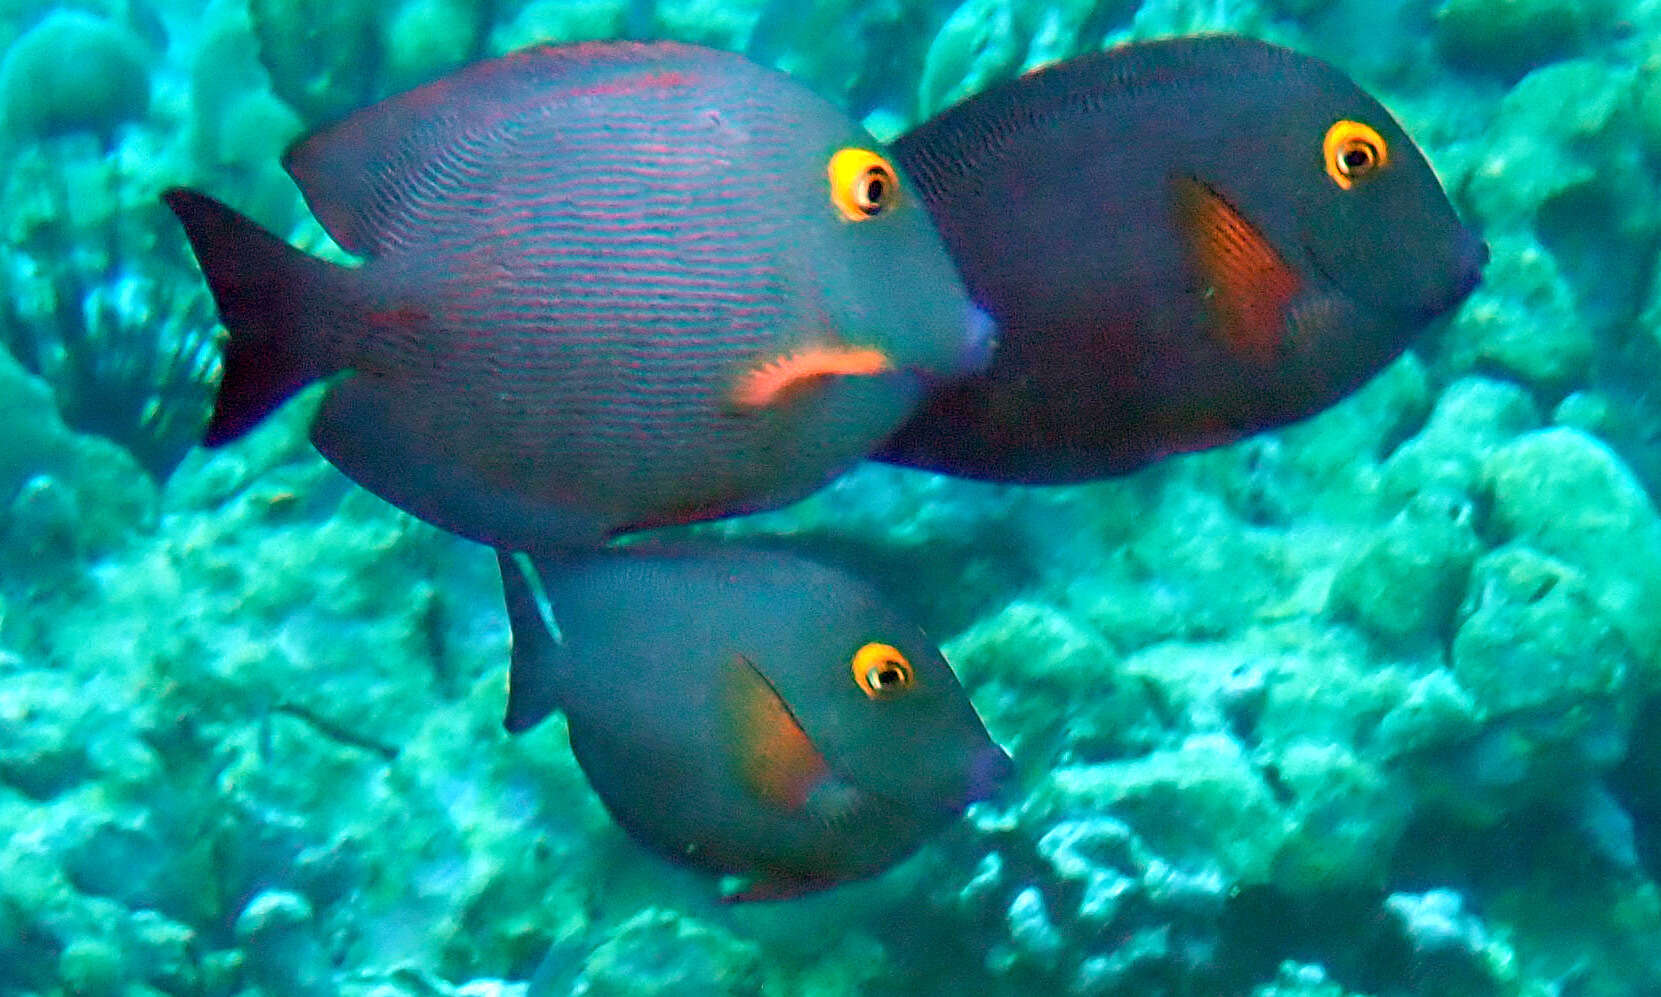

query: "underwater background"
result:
(1, 0), (1659, 994)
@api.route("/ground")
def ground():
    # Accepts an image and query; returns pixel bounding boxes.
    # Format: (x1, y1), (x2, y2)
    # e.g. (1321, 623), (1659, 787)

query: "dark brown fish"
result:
(875, 35), (1487, 482)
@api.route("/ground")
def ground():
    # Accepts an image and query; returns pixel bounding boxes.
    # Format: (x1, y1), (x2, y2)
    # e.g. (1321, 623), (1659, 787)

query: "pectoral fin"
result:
(1170, 176), (1301, 365)
(717, 654), (832, 811)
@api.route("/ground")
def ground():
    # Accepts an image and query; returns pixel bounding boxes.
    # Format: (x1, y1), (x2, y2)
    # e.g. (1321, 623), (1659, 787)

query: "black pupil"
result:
(1342, 145), (1374, 171)
(875, 664), (903, 686)
(862, 170), (887, 207)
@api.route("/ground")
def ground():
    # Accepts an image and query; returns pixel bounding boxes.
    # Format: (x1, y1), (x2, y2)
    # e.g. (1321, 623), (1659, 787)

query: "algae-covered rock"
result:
(383, 0), (490, 94)
(745, 0), (930, 119)
(947, 811), (1230, 994)
(1432, 233), (1592, 395)
(1451, 546), (1636, 808)
(1251, 961), (1357, 997)
(1375, 669), (1483, 760)
(571, 909), (766, 997)
(57, 937), (125, 997)
(1268, 739), (1407, 893)
(0, 348), (154, 560)
(1453, 547), (1631, 716)
(1482, 427), (1661, 661)
(1466, 59), (1632, 222)
(1434, 0), (1611, 77)
(1045, 733), (1285, 884)
(1552, 390), (1614, 435)
(249, 0), (383, 125)
(1384, 888), (1525, 993)
(1328, 489), (1483, 649)
(0, 11), (151, 140)
(1380, 377), (1540, 504)
(945, 599), (1160, 764)
(488, 0), (635, 52)
(917, 0), (1027, 119)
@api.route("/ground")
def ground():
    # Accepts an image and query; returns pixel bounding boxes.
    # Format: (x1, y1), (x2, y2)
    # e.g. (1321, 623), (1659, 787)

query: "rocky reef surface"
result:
(2, 0), (1660, 994)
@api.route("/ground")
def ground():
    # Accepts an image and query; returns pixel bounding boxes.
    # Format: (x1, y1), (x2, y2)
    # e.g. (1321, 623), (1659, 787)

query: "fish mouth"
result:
(1299, 225), (1488, 329)
(957, 303), (1000, 376)
(960, 744), (1016, 808)
(1406, 231), (1487, 327)
(822, 743), (1013, 827)
(1449, 231), (1490, 305)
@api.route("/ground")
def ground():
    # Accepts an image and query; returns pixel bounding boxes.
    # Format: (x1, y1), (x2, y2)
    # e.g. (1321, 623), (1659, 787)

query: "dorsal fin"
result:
(498, 550), (569, 734)
(281, 41), (710, 258)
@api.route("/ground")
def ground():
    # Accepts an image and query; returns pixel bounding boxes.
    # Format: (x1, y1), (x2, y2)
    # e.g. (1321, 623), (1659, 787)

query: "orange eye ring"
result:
(828, 148), (900, 221)
(851, 642), (914, 699)
(1323, 120), (1389, 190)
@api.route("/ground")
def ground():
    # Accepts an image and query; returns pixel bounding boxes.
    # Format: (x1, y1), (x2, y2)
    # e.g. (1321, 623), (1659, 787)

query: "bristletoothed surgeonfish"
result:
(875, 35), (1487, 483)
(164, 41), (993, 551)
(497, 544), (1013, 902)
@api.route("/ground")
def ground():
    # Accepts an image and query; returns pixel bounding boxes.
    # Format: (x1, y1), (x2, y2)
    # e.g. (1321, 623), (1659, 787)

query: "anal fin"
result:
(498, 551), (568, 734)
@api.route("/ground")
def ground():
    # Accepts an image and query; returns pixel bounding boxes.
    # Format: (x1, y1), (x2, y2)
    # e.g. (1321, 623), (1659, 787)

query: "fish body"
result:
(875, 35), (1487, 482)
(166, 42), (990, 549)
(499, 545), (1011, 900)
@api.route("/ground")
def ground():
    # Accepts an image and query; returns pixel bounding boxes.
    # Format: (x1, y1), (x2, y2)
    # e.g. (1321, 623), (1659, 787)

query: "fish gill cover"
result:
(0, 0), (1657, 996)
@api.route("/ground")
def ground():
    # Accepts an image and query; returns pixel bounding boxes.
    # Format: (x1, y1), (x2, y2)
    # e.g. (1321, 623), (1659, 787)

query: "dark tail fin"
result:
(163, 187), (348, 446)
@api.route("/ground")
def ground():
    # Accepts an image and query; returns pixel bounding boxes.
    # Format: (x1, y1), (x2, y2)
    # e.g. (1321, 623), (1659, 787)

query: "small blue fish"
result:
(499, 545), (1012, 901)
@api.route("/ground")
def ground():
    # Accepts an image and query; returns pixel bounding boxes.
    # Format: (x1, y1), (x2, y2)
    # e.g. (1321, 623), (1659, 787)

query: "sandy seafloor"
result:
(2, 0), (1660, 994)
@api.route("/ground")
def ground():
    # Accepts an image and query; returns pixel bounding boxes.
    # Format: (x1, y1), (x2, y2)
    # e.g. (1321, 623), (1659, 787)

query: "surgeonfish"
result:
(498, 545), (1012, 901)
(164, 41), (992, 551)
(875, 35), (1488, 483)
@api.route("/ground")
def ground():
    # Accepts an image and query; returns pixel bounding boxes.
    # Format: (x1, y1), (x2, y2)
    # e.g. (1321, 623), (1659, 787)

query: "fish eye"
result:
(1323, 120), (1389, 190)
(851, 642), (915, 699)
(828, 148), (900, 222)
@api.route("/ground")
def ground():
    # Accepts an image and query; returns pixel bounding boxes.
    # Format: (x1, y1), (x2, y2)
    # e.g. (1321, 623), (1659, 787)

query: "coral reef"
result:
(0, 10), (152, 141)
(3, 0), (1661, 995)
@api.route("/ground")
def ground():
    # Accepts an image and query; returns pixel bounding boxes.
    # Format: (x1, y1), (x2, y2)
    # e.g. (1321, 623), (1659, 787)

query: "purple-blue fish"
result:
(165, 41), (991, 549)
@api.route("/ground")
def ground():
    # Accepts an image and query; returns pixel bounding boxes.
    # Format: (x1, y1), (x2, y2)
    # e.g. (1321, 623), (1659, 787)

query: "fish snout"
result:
(1435, 230), (1489, 318)
(955, 303), (999, 378)
(963, 743), (1016, 806)
(1453, 231), (1489, 301)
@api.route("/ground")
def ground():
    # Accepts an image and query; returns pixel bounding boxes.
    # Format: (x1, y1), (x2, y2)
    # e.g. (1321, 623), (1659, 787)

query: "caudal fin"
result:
(163, 187), (346, 446)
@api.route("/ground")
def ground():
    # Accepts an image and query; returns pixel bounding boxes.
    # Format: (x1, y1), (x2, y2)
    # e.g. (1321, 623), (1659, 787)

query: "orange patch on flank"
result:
(730, 347), (893, 409)
(720, 655), (830, 812)
(1171, 177), (1301, 365)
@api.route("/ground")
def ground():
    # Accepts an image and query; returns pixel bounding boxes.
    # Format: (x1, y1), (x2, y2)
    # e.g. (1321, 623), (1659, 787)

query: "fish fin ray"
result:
(281, 42), (711, 258)
(718, 654), (832, 812)
(1169, 176), (1301, 364)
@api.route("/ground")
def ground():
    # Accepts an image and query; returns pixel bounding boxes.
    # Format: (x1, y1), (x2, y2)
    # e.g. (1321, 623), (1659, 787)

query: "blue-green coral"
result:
(2, 0), (1661, 994)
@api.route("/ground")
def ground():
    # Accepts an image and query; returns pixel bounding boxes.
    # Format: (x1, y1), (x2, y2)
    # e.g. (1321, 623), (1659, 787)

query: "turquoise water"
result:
(2, 0), (1659, 994)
